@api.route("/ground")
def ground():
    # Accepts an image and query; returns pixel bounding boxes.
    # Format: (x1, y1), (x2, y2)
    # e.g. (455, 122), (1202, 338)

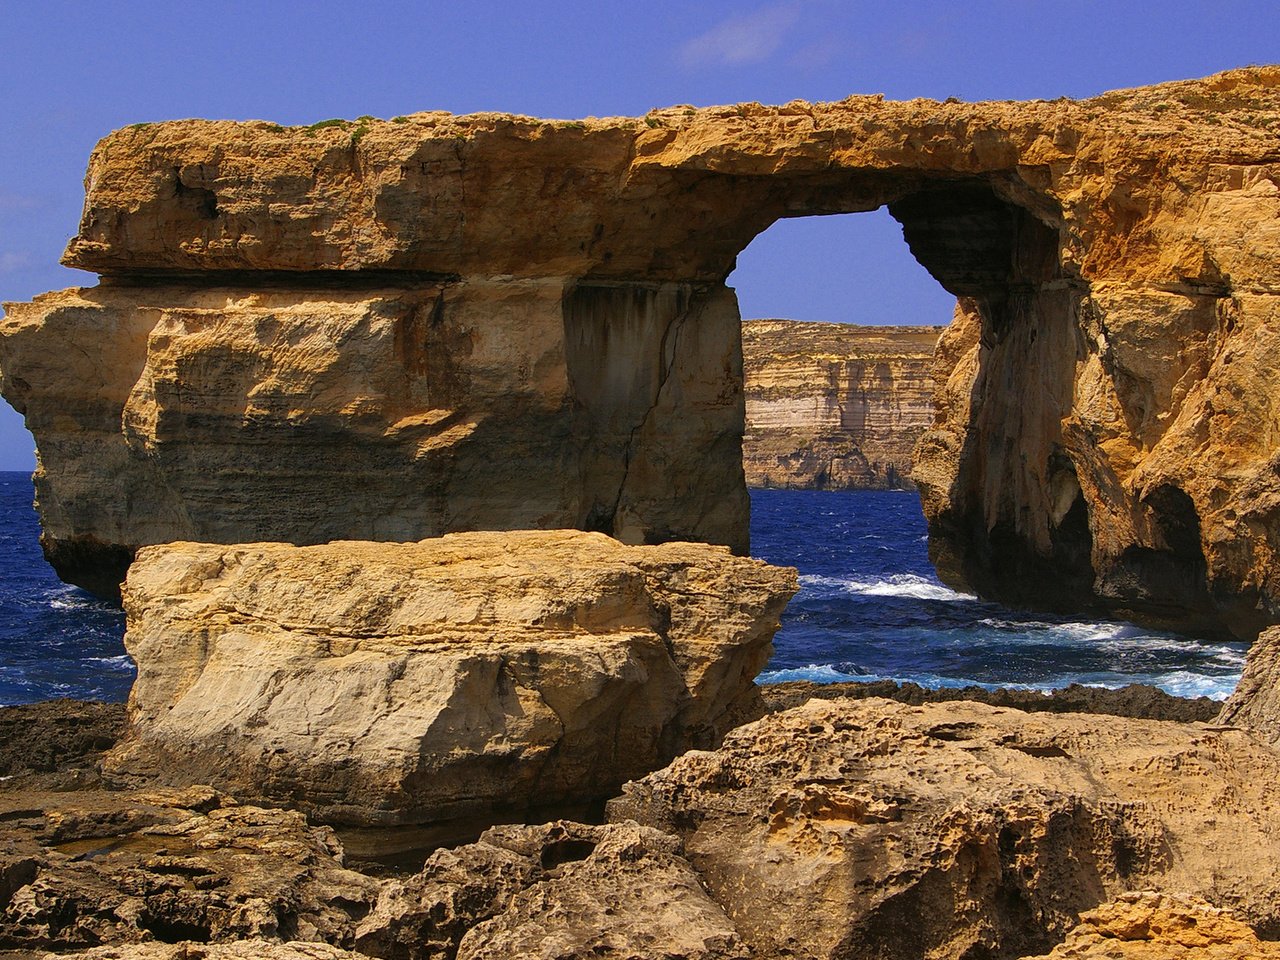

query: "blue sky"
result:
(1, 1), (1274, 469)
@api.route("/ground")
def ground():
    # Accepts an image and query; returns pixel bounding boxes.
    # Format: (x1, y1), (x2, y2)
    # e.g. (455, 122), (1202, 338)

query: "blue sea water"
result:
(0, 472), (1247, 705)
(0, 472), (130, 705)
(750, 488), (1248, 700)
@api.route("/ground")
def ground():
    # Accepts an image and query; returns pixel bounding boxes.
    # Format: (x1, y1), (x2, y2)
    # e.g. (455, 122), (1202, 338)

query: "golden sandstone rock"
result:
(104, 531), (796, 828)
(608, 697), (1280, 960)
(1017, 892), (1280, 959)
(2, 68), (1279, 639)
(742, 320), (941, 490)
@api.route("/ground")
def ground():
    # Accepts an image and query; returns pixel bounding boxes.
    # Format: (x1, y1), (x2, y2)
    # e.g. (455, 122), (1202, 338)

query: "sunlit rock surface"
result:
(104, 531), (797, 828)
(609, 697), (1280, 960)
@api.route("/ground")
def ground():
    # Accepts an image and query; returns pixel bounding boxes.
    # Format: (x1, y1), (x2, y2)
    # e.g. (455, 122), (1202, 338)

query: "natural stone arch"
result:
(2, 67), (1278, 640)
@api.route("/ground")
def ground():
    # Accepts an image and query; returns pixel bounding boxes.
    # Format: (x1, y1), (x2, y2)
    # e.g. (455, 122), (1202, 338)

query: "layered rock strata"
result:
(742, 320), (942, 490)
(0, 281), (746, 600)
(609, 697), (1280, 960)
(103, 531), (797, 828)
(2, 67), (1278, 637)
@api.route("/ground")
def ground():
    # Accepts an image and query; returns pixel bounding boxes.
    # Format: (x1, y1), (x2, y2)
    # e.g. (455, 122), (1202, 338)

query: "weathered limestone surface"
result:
(103, 531), (797, 827)
(742, 320), (941, 490)
(0, 280), (746, 599)
(1216, 625), (1280, 743)
(33, 945), (373, 960)
(1, 67), (1278, 638)
(0, 785), (379, 952)
(355, 820), (746, 960)
(608, 697), (1280, 960)
(1017, 893), (1280, 959)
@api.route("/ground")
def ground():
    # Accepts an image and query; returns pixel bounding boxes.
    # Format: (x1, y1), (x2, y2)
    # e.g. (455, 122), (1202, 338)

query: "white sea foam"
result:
(87, 655), (135, 671)
(758, 664), (865, 684)
(760, 664), (1242, 701)
(1144, 670), (1239, 701)
(799, 573), (975, 602)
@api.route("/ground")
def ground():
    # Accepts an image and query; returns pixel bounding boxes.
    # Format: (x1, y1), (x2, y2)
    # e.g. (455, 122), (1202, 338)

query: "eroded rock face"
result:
(355, 820), (746, 960)
(2, 68), (1278, 637)
(0, 786), (379, 952)
(1017, 892), (1280, 959)
(608, 697), (1280, 960)
(35, 944), (374, 960)
(0, 281), (746, 599)
(104, 531), (797, 827)
(1216, 625), (1280, 743)
(742, 321), (941, 490)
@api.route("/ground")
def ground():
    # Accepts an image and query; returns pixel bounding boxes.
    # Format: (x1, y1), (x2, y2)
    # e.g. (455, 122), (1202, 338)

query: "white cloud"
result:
(0, 252), (33, 273)
(0, 192), (41, 211)
(679, 4), (801, 70)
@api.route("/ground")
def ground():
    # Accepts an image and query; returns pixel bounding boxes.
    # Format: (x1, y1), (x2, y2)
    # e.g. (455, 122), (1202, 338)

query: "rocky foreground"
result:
(4, 540), (1280, 958)
(4, 686), (1280, 959)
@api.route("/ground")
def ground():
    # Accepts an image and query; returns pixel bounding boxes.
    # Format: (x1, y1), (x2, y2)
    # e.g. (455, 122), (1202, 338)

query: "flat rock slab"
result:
(609, 697), (1280, 960)
(105, 530), (797, 828)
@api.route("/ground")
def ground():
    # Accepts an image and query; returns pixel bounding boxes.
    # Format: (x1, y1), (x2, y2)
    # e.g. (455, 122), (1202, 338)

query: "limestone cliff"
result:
(742, 320), (941, 490)
(2, 67), (1278, 638)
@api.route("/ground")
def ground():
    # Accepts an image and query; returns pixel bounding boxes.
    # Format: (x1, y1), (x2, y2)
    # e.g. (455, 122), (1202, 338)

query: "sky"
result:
(0, 1), (1275, 469)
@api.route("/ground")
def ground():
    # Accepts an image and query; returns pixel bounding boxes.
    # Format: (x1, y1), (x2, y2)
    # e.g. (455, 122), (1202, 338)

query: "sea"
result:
(0, 472), (1248, 706)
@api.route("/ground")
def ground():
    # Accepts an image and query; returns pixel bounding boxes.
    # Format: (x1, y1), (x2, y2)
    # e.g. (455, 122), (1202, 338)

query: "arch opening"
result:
(729, 188), (1244, 697)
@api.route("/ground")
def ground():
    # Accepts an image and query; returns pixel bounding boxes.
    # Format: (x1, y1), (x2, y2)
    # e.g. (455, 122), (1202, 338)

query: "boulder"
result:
(355, 820), (746, 960)
(608, 697), (1280, 960)
(104, 531), (797, 827)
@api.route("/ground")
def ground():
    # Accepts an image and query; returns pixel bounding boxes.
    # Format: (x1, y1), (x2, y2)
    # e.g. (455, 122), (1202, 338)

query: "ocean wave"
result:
(799, 573), (975, 602)
(86, 655), (135, 671)
(758, 664), (868, 684)
(759, 663), (1242, 701)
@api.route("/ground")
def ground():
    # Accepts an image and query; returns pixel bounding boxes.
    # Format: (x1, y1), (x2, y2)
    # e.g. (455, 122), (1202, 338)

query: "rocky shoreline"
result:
(2, 665), (1279, 959)
(0, 676), (1224, 785)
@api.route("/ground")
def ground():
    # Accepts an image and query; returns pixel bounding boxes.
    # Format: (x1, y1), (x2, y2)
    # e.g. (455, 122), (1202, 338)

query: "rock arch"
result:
(2, 67), (1278, 639)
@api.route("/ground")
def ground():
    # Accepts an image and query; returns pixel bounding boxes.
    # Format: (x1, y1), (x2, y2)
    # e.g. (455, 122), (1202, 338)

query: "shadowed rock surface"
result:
(25, 944), (374, 959)
(1216, 625), (1280, 744)
(608, 697), (1280, 960)
(3, 69), (1279, 640)
(104, 531), (797, 828)
(0, 701), (125, 778)
(742, 321), (942, 490)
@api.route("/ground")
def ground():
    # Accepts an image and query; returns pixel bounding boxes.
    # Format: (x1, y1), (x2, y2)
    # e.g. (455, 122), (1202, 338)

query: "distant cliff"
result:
(742, 320), (944, 491)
